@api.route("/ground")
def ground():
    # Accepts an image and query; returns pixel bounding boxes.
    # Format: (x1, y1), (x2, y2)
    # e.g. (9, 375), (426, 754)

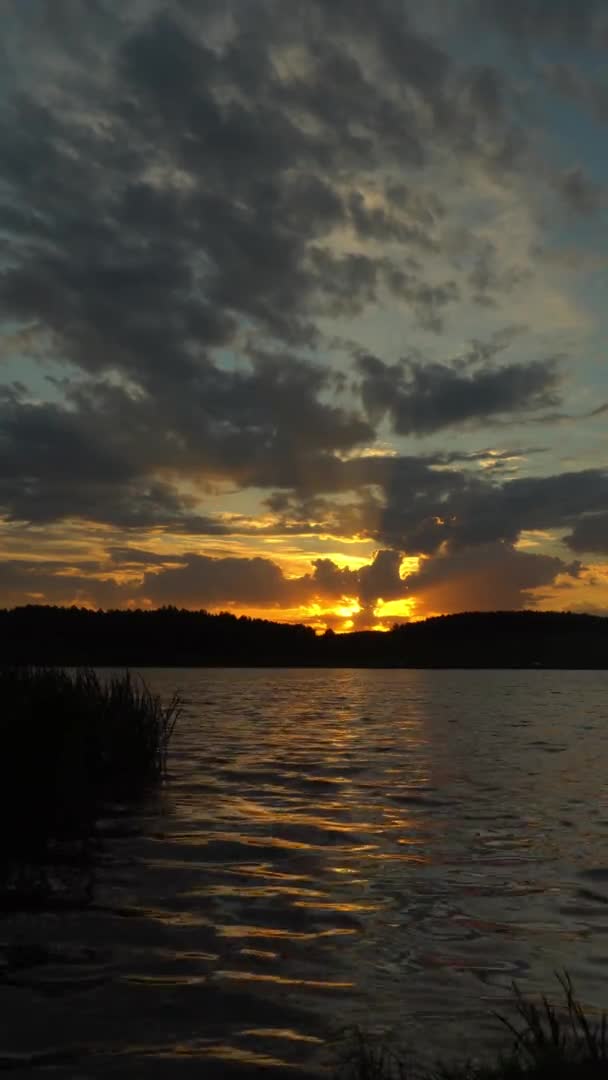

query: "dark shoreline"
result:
(3, 606), (608, 669)
(49, 656), (608, 665)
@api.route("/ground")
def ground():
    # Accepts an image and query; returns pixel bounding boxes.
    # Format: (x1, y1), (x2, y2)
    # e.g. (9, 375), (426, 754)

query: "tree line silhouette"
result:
(2, 605), (607, 668)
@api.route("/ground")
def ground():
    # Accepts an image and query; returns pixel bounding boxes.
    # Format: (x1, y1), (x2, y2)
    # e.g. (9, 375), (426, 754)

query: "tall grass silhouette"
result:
(334, 973), (608, 1078)
(0, 666), (181, 906)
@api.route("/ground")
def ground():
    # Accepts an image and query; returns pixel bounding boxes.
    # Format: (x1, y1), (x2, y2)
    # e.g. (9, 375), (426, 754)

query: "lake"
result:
(3, 668), (608, 1077)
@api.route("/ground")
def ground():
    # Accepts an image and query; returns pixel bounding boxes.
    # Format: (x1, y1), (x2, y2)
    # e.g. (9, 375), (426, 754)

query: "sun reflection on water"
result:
(5, 668), (608, 1077)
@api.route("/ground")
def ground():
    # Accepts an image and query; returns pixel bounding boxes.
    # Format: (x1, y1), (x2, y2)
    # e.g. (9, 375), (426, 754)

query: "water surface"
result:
(3, 668), (608, 1076)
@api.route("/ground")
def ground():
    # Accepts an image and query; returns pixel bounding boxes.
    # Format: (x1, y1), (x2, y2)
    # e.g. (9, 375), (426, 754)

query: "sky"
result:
(1, 0), (607, 630)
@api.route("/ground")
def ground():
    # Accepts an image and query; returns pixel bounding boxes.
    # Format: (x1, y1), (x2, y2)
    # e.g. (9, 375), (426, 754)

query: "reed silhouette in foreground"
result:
(0, 666), (181, 908)
(334, 973), (608, 1078)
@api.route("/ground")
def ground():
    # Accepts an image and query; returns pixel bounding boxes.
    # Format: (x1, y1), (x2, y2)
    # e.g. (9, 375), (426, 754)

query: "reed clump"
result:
(335, 973), (608, 1079)
(0, 667), (180, 905)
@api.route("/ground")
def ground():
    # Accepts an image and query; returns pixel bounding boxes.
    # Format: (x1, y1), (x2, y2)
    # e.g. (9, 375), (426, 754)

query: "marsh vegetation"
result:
(335, 975), (608, 1079)
(0, 666), (180, 908)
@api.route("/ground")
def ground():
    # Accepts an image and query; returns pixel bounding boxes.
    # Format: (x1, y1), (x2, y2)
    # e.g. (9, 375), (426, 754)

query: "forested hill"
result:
(2, 606), (608, 668)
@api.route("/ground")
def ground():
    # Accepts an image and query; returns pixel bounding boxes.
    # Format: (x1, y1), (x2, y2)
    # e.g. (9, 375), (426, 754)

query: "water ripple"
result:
(2, 667), (608, 1075)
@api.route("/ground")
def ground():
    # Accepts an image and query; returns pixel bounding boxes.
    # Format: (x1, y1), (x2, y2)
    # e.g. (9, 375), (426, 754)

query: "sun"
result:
(333, 598), (362, 619)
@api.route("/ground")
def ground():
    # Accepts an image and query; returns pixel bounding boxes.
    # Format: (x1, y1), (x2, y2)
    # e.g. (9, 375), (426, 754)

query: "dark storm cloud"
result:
(0, 354), (372, 525)
(141, 554), (292, 609)
(347, 189), (443, 255)
(2, 370), (604, 591)
(137, 545), (411, 616)
(356, 353), (561, 435)
(1, 9), (323, 384)
(467, 243), (531, 304)
(386, 273), (461, 333)
(0, 0), (526, 377)
(258, 449), (608, 567)
(317, 0), (450, 92)
(106, 547), (181, 568)
(472, 0), (608, 45)
(441, 231), (531, 305)
(2, 0), (512, 515)
(255, 453), (602, 562)
(466, 67), (504, 124)
(308, 549), (404, 605)
(374, 467), (608, 555)
(553, 167), (604, 217)
(0, 389), (233, 530)
(460, 470), (608, 546)
(0, 558), (128, 609)
(403, 541), (580, 613)
(565, 513), (608, 555)
(260, 448), (471, 512)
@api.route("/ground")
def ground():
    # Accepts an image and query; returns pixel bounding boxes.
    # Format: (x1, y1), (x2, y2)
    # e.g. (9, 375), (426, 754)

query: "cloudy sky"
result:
(1, 0), (607, 629)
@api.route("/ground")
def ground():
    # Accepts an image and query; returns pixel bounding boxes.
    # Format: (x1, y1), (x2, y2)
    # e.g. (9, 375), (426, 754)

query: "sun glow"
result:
(298, 596), (364, 632)
(333, 598), (362, 619)
(399, 555), (421, 578)
(374, 597), (418, 620)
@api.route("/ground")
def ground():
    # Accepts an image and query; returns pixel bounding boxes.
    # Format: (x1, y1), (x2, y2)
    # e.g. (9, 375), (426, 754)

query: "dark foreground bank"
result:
(2, 605), (608, 667)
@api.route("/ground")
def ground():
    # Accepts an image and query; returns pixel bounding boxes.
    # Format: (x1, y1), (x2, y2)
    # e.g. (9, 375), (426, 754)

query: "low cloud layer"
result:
(402, 541), (580, 614)
(0, 542), (581, 627)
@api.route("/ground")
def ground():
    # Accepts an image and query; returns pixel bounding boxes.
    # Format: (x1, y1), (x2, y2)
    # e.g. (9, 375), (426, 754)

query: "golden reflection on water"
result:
(293, 900), (383, 913)
(186, 830), (325, 852)
(5, 668), (608, 1077)
(229, 867), (312, 882)
(215, 970), (355, 990)
(197, 884), (328, 898)
(217, 924), (357, 940)
(240, 948), (279, 960)
(239, 1028), (324, 1045)
(124, 974), (208, 986)
(167, 1043), (292, 1068)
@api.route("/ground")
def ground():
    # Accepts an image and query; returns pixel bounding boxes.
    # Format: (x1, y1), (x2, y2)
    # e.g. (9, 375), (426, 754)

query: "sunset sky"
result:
(1, 0), (607, 630)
